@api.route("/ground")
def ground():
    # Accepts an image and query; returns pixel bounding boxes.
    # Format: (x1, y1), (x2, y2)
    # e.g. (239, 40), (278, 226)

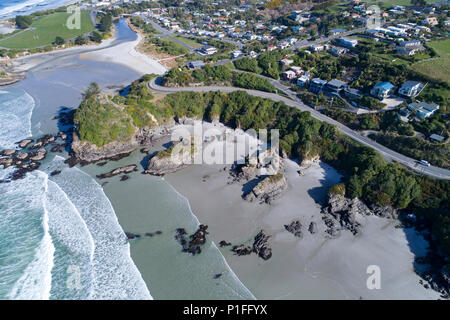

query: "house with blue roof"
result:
(370, 82), (395, 100)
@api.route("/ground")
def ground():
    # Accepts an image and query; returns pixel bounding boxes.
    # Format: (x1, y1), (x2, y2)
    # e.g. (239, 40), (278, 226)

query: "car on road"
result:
(419, 160), (431, 167)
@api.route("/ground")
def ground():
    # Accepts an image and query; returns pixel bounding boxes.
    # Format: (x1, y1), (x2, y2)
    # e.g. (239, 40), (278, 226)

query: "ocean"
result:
(0, 88), (151, 299)
(0, 19), (254, 300)
(0, 0), (75, 20)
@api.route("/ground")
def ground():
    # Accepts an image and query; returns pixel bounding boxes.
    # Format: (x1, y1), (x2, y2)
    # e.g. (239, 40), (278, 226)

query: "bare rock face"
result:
(252, 230), (272, 260)
(145, 140), (197, 176)
(369, 204), (397, 219)
(0, 149), (16, 156)
(321, 192), (398, 237)
(15, 152), (29, 161)
(29, 148), (47, 161)
(17, 139), (33, 148)
(0, 157), (14, 168)
(284, 220), (302, 238)
(245, 173), (287, 204)
(321, 193), (367, 236)
(70, 133), (137, 164)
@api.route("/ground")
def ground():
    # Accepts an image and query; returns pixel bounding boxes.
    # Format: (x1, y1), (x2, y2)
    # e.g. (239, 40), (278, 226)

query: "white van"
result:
(419, 160), (430, 167)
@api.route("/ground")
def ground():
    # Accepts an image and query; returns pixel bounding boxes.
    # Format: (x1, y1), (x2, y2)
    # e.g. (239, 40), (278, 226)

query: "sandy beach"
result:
(162, 121), (441, 300)
(80, 33), (167, 75)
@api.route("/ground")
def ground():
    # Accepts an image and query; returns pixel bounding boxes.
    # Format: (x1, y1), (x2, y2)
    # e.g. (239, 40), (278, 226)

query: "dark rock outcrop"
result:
(232, 230), (273, 260)
(252, 230), (272, 260)
(175, 225), (209, 255)
(284, 220), (302, 238)
(244, 173), (287, 204)
(308, 222), (317, 234)
(96, 165), (137, 179)
(219, 240), (232, 247)
(17, 139), (33, 148)
(231, 244), (253, 256)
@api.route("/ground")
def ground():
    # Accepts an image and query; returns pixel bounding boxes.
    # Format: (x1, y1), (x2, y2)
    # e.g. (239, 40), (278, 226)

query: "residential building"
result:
(282, 70), (296, 80)
(325, 79), (347, 94)
(289, 66), (303, 76)
(231, 50), (243, 58)
(280, 58), (294, 66)
(370, 82), (395, 100)
(397, 40), (425, 55)
(198, 45), (217, 55)
(186, 60), (205, 69)
(309, 78), (327, 93)
(408, 101), (440, 118)
(430, 134), (444, 143)
(339, 38), (358, 48)
(297, 72), (311, 87)
(330, 46), (348, 56)
(398, 81), (424, 97)
(422, 16), (439, 26)
(343, 87), (362, 100)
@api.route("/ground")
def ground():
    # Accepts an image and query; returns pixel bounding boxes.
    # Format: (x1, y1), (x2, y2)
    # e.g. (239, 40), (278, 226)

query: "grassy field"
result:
(172, 36), (202, 49)
(413, 39), (450, 84)
(364, 0), (435, 8)
(0, 11), (94, 49)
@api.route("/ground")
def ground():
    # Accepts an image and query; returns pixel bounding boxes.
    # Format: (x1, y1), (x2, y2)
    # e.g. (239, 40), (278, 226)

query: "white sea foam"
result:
(8, 172), (55, 300)
(0, 0), (46, 18)
(45, 156), (152, 299)
(0, 89), (34, 149)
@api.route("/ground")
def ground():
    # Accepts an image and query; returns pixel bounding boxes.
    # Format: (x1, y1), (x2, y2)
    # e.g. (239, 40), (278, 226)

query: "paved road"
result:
(149, 77), (450, 180)
(290, 28), (366, 50)
(145, 19), (196, 53)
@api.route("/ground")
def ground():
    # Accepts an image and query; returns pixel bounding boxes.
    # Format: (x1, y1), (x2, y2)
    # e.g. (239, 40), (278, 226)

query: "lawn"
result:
(172, 36), (202, 49)
(364, 0), (434, 8)
(0, 11), (94, 49)
(412, 39), (450, 84)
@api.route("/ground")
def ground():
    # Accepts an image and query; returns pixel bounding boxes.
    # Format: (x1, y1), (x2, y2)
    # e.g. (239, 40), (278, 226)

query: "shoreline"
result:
(79, 32), (167, 76)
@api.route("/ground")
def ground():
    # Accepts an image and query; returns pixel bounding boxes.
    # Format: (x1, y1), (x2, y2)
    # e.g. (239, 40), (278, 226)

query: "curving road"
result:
(149, 77), (450, 180)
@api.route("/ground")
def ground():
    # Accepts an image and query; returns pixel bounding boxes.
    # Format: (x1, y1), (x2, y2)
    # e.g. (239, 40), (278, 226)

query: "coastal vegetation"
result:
(163, 65), (278, 93)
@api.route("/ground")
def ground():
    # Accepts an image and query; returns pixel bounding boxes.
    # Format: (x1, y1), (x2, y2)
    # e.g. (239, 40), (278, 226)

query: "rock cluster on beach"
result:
(175, 224), (209, 255)
(0, 132), (69, 182)
(245, 173), (288, 204)
(96, 164), (138, 179)
(125, 230), (162, 240)
(144, 139), (199, 176)
(321, 191), (397, 237)
(229, 153), (287, 204)
(284, 220), (303, 238)
(231, 230), (273, 260)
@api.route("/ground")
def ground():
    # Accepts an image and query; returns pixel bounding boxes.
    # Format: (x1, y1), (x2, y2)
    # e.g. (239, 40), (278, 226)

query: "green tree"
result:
(15, 15), (32, 29)
(90, 31), (103, 43)
(82, 82), (100, 101)
(53, 36), (65, 46)
(74, 36), (87, 46)
(99, 14), (113, 33)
